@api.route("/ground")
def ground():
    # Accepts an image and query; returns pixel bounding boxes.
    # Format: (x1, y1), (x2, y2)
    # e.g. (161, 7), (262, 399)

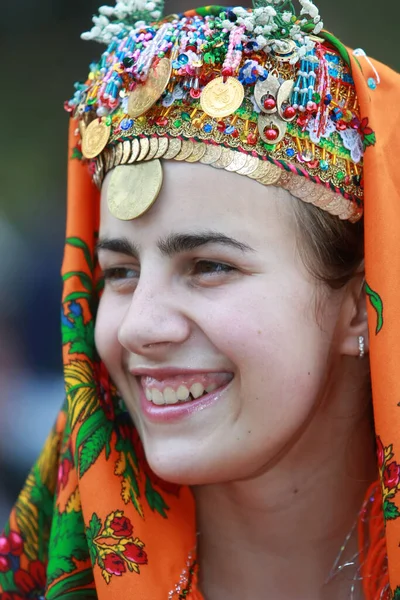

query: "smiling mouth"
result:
(140, 372), (234, 406)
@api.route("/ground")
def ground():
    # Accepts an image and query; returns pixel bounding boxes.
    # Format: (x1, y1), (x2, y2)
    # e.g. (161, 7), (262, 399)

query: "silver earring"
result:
(358, 335), (365, 359)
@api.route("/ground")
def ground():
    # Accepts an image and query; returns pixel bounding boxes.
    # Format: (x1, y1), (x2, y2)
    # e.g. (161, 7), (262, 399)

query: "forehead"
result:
(99, 160), (295, 241)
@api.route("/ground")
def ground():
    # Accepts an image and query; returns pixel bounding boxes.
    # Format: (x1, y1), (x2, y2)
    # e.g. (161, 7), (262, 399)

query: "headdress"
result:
(1, 1), (400, 600)
(67, 0), (366, 222)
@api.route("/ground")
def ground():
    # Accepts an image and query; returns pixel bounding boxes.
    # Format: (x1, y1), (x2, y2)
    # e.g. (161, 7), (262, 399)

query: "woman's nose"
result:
(117, 275), (191, 355)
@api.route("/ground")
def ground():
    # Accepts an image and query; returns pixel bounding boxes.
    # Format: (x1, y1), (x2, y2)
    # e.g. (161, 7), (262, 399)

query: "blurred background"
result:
(0, 0), (399, 524)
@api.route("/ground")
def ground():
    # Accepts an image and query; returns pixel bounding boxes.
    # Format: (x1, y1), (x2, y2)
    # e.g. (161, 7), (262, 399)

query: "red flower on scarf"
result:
(0, 531), (23, 561)
(12, 560), (46, 596)
(376, 436), (385, 469)
(123, 543), (148, 564)
(383, 461), (400, 490)
(94, 361), (115, 421)
(0, 535), (10, 555)
(0, 555), (10, 572)
(358, 117), (376, 149)
(110, 515), (133, 537)
(58, 457), (73, 489)
(359, 117), (374, 137)
(103, 552), (126, 576)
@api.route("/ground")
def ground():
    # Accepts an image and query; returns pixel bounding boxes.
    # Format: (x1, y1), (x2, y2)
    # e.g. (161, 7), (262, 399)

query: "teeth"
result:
(176, 385), (190, 401)
(205, 382), (218, 393)
(190, 383), (204, 399)
(144, 380), (220, 405)
(151, 389), (165, 405)
(163, 387), (179, 405)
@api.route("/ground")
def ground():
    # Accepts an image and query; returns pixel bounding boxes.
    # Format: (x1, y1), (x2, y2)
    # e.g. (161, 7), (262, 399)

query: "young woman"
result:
(1, 1), (399, 598)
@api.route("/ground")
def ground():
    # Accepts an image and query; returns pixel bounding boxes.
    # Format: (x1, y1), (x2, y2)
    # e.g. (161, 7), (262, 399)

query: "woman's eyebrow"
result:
(157, 231), (255, 257)
(96, 237), (140, 259)
(96, 231), (255, 258)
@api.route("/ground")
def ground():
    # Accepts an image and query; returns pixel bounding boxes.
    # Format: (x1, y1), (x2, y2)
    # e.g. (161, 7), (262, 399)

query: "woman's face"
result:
(96, 161), (342, 484)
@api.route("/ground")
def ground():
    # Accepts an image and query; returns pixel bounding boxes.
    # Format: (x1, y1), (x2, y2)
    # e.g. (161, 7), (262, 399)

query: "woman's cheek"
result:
(95, 294), (124, 371)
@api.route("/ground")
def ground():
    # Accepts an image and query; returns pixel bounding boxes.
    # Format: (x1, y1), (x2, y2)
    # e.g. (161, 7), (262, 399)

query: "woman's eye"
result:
(193, 261), (236, 276)
(102, 267), (139, 286)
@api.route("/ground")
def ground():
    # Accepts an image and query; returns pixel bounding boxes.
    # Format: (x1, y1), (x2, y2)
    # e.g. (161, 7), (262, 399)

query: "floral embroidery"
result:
(377, 437), (400, 521)
(86, 511), (147, 584)
(359, 116), (377, 150)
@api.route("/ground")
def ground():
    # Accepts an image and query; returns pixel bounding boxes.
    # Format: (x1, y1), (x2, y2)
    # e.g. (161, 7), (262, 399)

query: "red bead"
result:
(155, 116), (168, 126)
(221, 67), (233, 77)
(336, 121), (347, 131)
(246, 132), (258, 145)
(297, 116), (308, 127)
(263, 97), (276, 111)
(283, 106), (296, 119)
(217, 120), (226, 132)
(231, 129), (239, 138)
(308, 160), (319, 169)
(265, 128), (278, 141)
(64, 101), (74, 113)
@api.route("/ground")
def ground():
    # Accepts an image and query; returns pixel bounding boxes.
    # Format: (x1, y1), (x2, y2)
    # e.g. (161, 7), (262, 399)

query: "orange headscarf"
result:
(0, 17), (400, 600)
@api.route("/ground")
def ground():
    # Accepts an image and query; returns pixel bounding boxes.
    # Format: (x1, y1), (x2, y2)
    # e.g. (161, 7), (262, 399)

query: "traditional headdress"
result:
(68, 0), (367, 222)
(1, 1), (400, 599)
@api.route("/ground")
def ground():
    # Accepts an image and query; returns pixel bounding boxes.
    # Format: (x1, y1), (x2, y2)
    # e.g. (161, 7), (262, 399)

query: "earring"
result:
(358, 335), (365, 359)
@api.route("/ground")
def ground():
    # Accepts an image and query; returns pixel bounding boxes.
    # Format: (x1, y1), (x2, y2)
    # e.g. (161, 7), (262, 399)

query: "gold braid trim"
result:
(94, 138), (362, 223)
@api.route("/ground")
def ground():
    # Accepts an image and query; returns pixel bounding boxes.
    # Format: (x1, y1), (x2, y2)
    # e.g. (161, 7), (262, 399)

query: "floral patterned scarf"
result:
(0, 44), (400, 600)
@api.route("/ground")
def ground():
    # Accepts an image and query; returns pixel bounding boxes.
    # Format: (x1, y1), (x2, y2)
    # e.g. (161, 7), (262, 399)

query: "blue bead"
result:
(320, 160), (329, 171)
(368, 77), (377, 90)
(225, 126), (235, 135)
(203, 123), (212, 133)
(121, 118), (134, 130)
(178, 53), (189, 65)
(286, 148), (295, 158)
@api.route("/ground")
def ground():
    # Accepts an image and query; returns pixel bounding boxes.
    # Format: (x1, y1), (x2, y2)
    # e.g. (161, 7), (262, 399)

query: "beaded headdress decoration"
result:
(67, 0), (367, 223)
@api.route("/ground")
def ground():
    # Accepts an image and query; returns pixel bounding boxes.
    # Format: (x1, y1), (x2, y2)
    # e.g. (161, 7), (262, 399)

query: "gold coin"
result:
(163, 138), (182, 159)
(185, 143), (207, 163)
(137, 137), (150, 162)
(113, 143), (124, 168)
(212, 148), (236, 169)
(174, 140), (195, 161)
(236, 155), (260, 176)
(247, 160), (277, 181)
(225, 151), (248, 172)
(103, 148), (114, 173)
(128, 58), (172, 118)
(200, 144), (222, 165)
(127, 138), (141, 164)
(107, 161), (163, 220)
(81, 119), (111, 159)
(120, 140), (133, 165)
(144, 137), (160, 161)
(153, 137), (169, 160)
(200, 76), (245, 119)
(258, 167), (282, 186)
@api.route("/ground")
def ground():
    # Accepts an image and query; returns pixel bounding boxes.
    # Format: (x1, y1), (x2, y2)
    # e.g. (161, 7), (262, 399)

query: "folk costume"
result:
(1, 0), (400, 598)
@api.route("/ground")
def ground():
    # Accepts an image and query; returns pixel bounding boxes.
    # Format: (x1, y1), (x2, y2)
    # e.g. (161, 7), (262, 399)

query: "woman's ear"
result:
(339, 270), (369, 358)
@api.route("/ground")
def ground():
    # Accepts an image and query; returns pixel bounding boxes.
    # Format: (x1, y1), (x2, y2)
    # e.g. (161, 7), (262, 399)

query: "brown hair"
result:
(292, 199), (364, 289)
